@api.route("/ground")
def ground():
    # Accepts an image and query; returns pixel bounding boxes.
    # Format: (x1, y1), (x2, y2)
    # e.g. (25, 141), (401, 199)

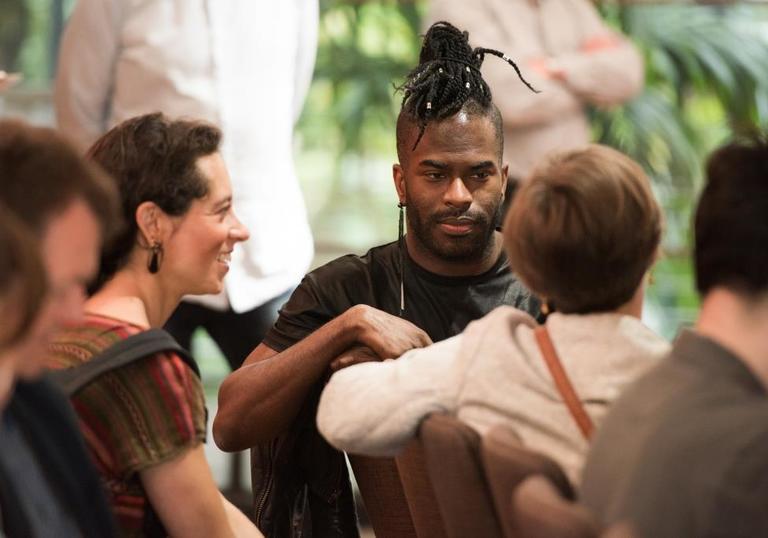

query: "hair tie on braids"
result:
(397, 21), (539, 149)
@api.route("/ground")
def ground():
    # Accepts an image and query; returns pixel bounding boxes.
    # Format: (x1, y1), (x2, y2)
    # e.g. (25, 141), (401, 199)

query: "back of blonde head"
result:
(504, 144), (662, 314)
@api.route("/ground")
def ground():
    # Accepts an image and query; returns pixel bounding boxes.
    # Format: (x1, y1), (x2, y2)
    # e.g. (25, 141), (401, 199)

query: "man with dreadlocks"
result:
(215, 21), (540, 537)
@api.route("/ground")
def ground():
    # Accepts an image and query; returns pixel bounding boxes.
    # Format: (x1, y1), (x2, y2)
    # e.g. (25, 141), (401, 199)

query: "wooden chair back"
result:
(420, 414), (503, 538)
(481, 425), (575, 537)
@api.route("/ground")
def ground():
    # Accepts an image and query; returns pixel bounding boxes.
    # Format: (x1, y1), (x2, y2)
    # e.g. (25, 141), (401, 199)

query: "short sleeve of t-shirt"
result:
(70, 350), (207, 477)
(263, 255), (371, 352)
(263, 278), (333, 352)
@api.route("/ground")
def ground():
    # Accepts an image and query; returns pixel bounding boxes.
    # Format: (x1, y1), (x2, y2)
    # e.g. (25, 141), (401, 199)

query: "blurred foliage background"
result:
(4, 0), (768, 339)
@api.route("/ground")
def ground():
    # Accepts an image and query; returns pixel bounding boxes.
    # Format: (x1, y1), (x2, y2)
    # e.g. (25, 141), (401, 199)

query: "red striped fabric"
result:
(47, 314), (206, 536)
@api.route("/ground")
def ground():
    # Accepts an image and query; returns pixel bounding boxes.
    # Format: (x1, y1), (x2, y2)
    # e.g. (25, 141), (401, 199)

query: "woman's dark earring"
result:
(148, 242), (163, 274)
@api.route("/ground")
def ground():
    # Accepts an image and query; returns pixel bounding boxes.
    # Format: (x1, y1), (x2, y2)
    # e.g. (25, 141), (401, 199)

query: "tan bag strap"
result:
(533, 325), (594, 441)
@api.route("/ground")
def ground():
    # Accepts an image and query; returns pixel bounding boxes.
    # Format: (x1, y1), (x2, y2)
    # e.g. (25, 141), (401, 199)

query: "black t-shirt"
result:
(263, 240), (540, 351)
(255, 240), (539, 537)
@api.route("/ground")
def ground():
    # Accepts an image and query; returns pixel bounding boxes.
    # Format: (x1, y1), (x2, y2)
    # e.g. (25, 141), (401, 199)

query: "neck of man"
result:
(404, 230), (503, 277)
(696, 287), (768, 390)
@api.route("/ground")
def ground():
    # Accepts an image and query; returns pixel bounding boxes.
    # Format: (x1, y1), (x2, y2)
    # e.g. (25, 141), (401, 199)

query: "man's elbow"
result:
(212, 404), (244, 452)
(213, 374), (291, 450)
(213, 376), (253, 451)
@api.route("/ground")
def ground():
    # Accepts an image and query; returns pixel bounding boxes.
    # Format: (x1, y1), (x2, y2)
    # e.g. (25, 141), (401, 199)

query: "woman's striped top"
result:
(47, 314), (206, 537)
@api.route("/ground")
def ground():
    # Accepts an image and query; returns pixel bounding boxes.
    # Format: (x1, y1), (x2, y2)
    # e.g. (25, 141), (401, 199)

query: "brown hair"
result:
(505, 145), (662, 314)
(0, 206), (47, 348)
(0, 119), (120, 238)
(695, 136), (768, 297)
(87, 113), (222, 291)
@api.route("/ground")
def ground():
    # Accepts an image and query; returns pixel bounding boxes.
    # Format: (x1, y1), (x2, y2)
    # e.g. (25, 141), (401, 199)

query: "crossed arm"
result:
(213, 304), (432, 452)
(317, 334), (465, 457)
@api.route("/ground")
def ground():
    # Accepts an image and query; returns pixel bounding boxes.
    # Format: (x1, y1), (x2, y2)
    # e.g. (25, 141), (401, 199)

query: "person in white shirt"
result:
(317, 145), (669, 486)
(54, 0), (317, 371)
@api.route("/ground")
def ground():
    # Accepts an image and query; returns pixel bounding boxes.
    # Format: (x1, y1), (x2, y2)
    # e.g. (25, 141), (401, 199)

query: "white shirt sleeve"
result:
(317, 334), (466, 457)
(292, 0), (318, 124)
(54, 0), (124, 151)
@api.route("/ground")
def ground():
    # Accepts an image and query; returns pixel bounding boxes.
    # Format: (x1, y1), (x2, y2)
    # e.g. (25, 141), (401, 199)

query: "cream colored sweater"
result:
(317, 306), (669, 486)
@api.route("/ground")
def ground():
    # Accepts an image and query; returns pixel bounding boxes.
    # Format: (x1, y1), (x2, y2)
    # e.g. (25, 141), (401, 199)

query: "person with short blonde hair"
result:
(318, 144), (669, 485)
(506, 144), (662, 314)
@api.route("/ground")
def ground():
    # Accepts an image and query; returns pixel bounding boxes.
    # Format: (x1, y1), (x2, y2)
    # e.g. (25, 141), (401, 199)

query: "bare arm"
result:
(222, 495), (264, 538)
(213, 304), (432, 451)
(141, 445), (261, 537)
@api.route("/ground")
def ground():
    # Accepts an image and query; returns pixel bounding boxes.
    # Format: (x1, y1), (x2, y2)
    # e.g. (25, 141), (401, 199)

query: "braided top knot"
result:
(399, 21), (538, 149)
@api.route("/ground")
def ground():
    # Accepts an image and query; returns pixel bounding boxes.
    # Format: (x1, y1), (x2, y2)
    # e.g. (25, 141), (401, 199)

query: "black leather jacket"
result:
(251, 390), (360, 538)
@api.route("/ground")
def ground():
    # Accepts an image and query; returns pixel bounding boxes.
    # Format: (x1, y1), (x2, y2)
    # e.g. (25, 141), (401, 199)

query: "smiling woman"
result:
(44, 113), (260, 538)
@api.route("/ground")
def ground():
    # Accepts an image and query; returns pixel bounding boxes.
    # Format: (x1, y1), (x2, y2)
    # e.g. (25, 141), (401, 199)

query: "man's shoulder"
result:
(304, 241), (399, 284)
(585, 348), (768, 491)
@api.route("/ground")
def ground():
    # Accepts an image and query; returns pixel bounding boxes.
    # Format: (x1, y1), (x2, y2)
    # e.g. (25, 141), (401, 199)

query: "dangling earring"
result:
(397, 202), (406, 317)
(540, 301), (550, 316)
(148, 242), (163, 274)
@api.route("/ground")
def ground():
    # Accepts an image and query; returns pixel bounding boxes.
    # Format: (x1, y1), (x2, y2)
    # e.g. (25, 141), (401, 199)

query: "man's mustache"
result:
(431, 209), (488, 224)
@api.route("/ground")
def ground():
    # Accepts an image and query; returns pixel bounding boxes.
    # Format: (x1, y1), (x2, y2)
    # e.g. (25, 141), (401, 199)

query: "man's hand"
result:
(345, 304), (432, 359)
(329, 345), (380, 372)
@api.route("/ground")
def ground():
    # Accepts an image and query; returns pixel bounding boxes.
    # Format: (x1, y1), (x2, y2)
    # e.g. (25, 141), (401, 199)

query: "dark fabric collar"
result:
(673, 329), (767, 397)
(404, 242), (509, 287)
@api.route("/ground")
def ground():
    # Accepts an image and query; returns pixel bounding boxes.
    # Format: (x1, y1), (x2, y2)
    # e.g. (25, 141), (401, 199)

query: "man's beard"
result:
(406, 203), (499, 262)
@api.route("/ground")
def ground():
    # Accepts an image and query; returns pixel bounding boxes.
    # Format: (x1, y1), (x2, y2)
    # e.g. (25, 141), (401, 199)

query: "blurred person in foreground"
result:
(581, 137), (768, 537)
(428, 0), (643, 204)
(46, 113), (262, 538)
(214, 21), (541, 536)
(318, 145), (669, 486)
(0, 120), (118, 537)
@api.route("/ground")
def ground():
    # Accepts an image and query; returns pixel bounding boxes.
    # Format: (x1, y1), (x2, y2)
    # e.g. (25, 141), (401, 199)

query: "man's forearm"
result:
(213, 309), (362, 451)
